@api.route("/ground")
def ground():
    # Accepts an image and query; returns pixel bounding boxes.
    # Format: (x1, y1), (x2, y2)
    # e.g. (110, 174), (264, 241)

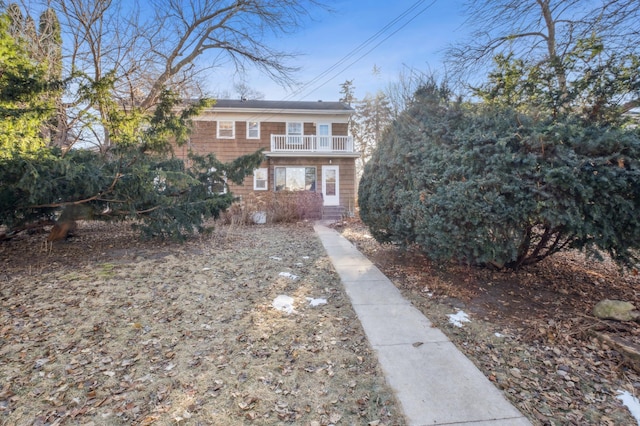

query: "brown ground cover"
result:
(0, 221), (404, 425)
(337, 218), (640, 425)
(2, 217), (639, 425)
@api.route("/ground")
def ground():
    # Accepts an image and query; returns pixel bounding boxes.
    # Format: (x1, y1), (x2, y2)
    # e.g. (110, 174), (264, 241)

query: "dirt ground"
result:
(0, 221), (404, 425)
(336, 218), (640, 425)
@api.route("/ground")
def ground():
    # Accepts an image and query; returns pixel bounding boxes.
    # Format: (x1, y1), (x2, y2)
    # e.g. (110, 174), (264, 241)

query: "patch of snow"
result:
(495, 333), (504, 338)
(306, 297), (327, 307)
(202, 267), (211, 271)
(136, 374), (154, 383)
(34, 358), (49, 369)
(302, 256), (310, 259)
(272, 295), (295, 314)
(279, 272), (298, 280)
(617, 390), (640, 425)
(448, 310), (471, 328)
(270, 256), (282, 261)
(420, 287), (433, 297)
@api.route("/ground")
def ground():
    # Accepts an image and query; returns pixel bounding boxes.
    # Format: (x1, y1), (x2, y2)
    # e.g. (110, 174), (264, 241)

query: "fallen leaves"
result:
(339, 218), (640, 425)
(237, 395), (259, 411)
(0, 222), (404, 425)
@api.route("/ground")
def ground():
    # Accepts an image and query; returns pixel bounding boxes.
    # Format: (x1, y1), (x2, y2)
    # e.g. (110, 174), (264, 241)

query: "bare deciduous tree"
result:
(384, 66), (440, 117)
(22, 0), (324, 149)
(352, 91), (393, 179)
(233, 81), (265, 100)
(449, 1), (638, 77)
(447, 0), (640, 116)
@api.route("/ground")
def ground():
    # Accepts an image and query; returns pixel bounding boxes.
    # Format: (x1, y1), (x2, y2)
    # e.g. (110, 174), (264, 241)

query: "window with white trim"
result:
(274, 166), (316, 191)
(217, 120), (235, 139)
(207, 167), (227, 194)
(253, 168), (268, 190)
(247, 121), (260, 139)
(286, 121), (303, 144)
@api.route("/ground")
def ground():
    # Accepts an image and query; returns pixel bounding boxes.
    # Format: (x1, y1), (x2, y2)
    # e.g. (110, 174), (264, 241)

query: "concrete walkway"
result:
(314, 223), (531, 426)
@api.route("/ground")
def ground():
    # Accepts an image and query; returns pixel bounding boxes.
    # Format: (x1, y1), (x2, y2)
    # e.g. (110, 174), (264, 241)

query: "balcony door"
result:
(322, 165), (339, 206)
(317, 123), (331, 151)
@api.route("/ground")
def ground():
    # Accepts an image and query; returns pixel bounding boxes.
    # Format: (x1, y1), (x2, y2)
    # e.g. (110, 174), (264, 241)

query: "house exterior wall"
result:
(267, 157), (357, 212)
(175, 120), (271, 162)
(174, 101), (357, 214)
(175, 121), (350, 162)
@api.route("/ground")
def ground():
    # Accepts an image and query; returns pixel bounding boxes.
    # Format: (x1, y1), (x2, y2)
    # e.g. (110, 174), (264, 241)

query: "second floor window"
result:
(247, 121), (260, 139)
(217, 121), (235, 139)
(287, 122), (303, 144)
(287, 122), (302, 135)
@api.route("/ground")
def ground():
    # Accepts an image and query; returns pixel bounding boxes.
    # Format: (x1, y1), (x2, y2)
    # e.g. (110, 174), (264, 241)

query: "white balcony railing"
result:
(270, 135), (354, 153)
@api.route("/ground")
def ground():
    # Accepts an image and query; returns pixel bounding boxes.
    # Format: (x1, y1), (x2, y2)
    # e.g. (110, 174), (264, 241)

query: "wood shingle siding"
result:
(174, 99), (358, 216)
(177, 121), (270, 162)
(267, 157), (356, 212)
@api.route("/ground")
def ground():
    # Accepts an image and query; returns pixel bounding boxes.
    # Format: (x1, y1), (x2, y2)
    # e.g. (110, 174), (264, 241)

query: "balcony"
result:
(270, 135), (354, 153)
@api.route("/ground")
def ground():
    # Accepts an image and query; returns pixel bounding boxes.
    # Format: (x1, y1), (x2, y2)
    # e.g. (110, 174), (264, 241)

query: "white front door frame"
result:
(321, 165), (339, 206)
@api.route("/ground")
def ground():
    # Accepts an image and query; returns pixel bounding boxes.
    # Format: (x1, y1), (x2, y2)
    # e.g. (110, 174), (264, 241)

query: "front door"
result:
(322, 165), (339, 206)
(317, 123), (331, 151)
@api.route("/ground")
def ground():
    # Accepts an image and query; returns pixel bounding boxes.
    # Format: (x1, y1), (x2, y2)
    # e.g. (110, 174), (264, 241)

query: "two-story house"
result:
(175, 99), (358, 220)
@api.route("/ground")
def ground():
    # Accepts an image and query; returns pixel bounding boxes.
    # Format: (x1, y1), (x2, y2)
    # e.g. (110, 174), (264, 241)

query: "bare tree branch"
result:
(29, 0), (324, 149)
(447, 0), (639, 83)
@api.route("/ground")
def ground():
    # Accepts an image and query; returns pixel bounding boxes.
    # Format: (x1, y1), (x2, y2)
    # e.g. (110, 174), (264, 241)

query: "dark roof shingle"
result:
(211, 99), (353, 112)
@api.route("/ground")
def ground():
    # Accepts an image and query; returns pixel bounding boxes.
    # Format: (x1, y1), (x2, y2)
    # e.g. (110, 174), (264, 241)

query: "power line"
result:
(284, 0), (426, 98)
(239, 0), (436, 122)
(283, 0), (436, 102)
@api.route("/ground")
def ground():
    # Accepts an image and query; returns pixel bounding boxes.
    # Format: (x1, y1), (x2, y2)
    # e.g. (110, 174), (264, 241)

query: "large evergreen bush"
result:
(0, 147), (263, 241)
(359, 86), (640, 269)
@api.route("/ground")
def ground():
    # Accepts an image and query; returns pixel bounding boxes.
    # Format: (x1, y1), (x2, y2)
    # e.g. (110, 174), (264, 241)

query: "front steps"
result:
(321, 206), (345, 221)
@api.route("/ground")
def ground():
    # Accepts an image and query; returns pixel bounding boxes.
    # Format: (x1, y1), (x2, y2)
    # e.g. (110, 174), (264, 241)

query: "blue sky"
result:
(209, 0), (468, 102)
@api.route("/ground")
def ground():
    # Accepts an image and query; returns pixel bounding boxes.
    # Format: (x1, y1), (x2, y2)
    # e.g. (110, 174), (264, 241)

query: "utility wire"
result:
(283, 0), (435, 102)
(240, 0), (435, 121)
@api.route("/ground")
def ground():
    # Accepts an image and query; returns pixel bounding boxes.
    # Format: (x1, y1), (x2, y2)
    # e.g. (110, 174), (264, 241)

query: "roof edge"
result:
(191, 99), (355, 113)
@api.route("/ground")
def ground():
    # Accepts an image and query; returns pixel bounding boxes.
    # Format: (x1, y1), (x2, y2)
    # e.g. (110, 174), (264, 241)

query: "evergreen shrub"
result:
(359, 88), (640, 269)
(0, 147), (263, 241)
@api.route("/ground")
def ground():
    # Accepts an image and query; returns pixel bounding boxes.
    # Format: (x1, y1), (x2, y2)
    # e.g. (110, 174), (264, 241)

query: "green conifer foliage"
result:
(0, 80), (262, 241)
(0, 146), (263, 241)
(359, 85), (640, 270)
(0, 13), (53, 155)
